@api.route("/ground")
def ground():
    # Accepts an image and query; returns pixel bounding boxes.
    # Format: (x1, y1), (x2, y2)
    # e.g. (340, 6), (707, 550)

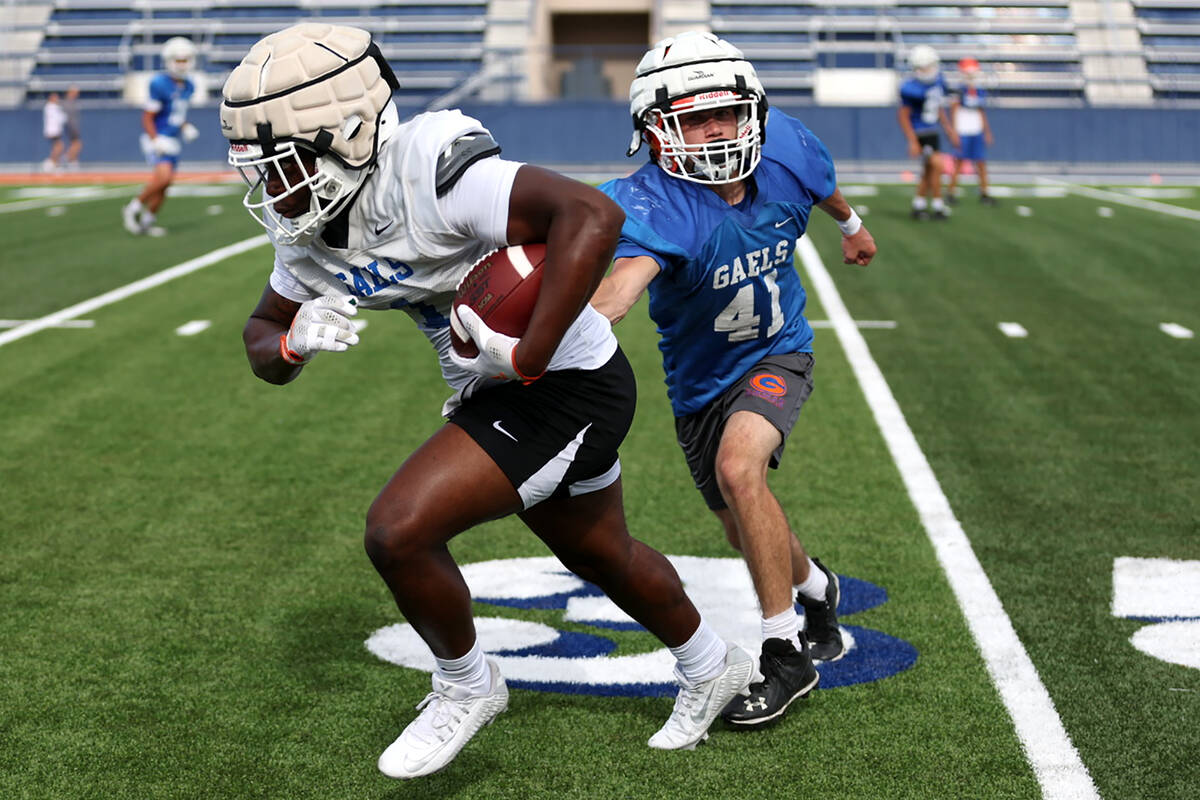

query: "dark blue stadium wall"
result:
(3, 103), (1198, 166)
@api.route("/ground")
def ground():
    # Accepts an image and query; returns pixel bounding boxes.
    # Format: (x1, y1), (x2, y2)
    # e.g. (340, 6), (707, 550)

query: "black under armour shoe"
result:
(799, 558), (845, 662)
(720, 637), (819, 727)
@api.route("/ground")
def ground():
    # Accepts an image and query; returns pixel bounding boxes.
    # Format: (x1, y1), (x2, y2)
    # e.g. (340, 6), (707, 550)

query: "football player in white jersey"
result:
(221, 24), (754, 779)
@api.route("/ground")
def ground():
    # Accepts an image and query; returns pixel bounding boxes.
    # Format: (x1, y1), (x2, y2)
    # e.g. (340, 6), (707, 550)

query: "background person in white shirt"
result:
(42, 92), (67, 172)
(947, 59), (996, 205)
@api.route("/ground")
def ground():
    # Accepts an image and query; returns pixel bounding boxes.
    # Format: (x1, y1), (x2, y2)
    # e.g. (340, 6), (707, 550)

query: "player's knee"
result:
(714, 454), (757, 503)
(363, 507), (423, 568)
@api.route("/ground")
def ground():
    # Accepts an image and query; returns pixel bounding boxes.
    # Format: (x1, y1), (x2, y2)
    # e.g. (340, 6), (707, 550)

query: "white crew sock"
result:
(761, 608), (802, 650)
(669, 620), (727, 685)
(912, 196), (928, 211)
(931, 197), (946, 212)
(434, 639), (492, 694)
(795, 557), (829, 603)
(139, 209), (156, 227)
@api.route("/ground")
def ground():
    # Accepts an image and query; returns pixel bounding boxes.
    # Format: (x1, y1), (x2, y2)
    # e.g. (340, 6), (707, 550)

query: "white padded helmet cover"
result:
(220, 23), (393, 168)
(629, 32), (765, 125)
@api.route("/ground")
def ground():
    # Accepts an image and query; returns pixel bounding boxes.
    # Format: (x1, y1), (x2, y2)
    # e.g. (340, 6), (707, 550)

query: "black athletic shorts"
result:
(449, 347), (635, 509)
(675, 352), (815, 511)
(917, 131), (941, 157)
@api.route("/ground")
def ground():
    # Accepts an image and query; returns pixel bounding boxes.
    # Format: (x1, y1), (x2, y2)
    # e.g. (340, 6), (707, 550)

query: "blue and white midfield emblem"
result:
(366, 556), (917, 696)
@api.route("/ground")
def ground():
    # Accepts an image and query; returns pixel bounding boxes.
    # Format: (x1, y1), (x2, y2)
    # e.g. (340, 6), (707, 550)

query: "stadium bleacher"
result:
(21, 0), (487, 105)
(1134, 0), (1200, 98)
(2, 0), (1199, 111)
(711, 1), (1088, 104)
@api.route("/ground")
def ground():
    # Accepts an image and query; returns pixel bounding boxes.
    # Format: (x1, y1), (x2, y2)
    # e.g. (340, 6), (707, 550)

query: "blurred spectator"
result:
(897, 45), (958, 220)
(63, 86), (83, 170)
(42, 92), (66, 172)
(948, 59), (996, 205)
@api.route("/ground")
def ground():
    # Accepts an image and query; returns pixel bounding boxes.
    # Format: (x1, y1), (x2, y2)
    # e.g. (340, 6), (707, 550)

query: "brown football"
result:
(450, 243), (546, 358)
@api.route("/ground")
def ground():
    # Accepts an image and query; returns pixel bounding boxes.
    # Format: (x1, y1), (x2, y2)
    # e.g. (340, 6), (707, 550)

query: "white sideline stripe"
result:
(0, 319), (94, 329)
(0, 235), (269, 348)
(796, 236), (1099, 800)
(1043, 179), (1200, 222)
(0, 187), (130, 214)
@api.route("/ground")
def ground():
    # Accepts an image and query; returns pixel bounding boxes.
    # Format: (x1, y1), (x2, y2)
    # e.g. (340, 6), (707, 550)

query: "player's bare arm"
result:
(504, 165), (625, 377)
(590, 255), (662, 324)
(817, 189), (877, 267)
(940, 107), (960, 150)
(243, 284), (304, 385)
(141, 109), (157, 139)
(897, 107), (920, 158)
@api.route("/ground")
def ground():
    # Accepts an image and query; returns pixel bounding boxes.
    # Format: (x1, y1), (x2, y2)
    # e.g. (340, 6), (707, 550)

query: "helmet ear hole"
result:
(343, 114), (364, 141)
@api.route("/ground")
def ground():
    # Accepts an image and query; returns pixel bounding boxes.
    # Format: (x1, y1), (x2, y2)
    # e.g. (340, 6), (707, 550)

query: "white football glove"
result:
(447, 305), (541, 383)
(281, 295), (359, 364)
(180, 123), (199, 143)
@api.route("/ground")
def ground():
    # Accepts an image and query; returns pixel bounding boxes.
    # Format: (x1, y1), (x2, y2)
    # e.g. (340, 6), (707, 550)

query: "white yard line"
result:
(797, 236), (1100, 800)
(0, 187), (131, 214)
(0, 319), (94, 329)
(0, 236), (268, 348)
(1041, 178), (1200, 222)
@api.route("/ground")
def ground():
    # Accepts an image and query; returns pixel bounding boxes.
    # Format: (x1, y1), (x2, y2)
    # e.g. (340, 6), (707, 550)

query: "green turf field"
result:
(1, 182), (1196, 799)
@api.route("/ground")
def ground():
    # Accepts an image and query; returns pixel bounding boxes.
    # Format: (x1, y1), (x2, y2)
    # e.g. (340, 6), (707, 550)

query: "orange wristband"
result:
(511, 351), (544, 385)
(279, 333), (307, 365)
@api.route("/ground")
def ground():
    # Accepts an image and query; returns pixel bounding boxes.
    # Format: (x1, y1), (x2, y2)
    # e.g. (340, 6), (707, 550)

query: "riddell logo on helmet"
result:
(692, 90), (737, 102)
(230, 143), (249, 152)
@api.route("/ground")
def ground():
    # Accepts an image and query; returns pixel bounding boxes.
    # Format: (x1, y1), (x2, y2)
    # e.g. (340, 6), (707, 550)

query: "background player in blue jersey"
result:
(592, 31), (876, 727)
(947, 58), (997, 206)
(897, 45), (958, 220)
(122, 37), (198, 236)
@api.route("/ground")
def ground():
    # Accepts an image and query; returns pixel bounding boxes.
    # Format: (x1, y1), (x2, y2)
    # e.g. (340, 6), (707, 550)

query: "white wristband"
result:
(837, 209), (862, 237)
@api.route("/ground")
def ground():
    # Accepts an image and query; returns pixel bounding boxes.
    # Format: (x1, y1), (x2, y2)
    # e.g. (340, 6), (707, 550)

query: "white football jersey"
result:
(266, 109), (617, 405)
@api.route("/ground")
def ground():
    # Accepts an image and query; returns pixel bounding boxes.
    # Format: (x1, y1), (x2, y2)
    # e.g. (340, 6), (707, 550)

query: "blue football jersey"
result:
(146, 73), (195, 138)
(899, 75), (947, 132)
(600, 110), (836, 417)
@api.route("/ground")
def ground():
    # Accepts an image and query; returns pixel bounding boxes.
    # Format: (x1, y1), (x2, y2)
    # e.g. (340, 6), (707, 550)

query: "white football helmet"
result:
(161, 37), (196, 80)
(220, 23), (399, 246)
(909, 45), (940, 84)
(627, 31), (767, 185)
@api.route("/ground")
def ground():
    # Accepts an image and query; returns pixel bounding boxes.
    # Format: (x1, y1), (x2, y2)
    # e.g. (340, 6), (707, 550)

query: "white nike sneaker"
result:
(377, 660), (509, 779)
(121, 202), (144, 235)
(648, 643), (754, 751)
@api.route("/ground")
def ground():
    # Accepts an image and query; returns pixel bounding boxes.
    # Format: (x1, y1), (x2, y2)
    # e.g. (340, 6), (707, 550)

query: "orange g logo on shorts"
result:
(749, 373), (788, 396)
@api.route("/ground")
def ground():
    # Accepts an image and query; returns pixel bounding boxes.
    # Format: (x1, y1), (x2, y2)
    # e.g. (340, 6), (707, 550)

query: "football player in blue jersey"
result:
(122, 37), (199, 236)
(592, 31), (876, 727)
(897, 45), (959, 220)
(947, 58), (997, 206)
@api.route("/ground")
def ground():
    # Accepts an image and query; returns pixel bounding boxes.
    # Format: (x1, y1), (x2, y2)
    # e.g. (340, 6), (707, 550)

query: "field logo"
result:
(1112, 557), (1200, 670)
(366, 556), (917, 697)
